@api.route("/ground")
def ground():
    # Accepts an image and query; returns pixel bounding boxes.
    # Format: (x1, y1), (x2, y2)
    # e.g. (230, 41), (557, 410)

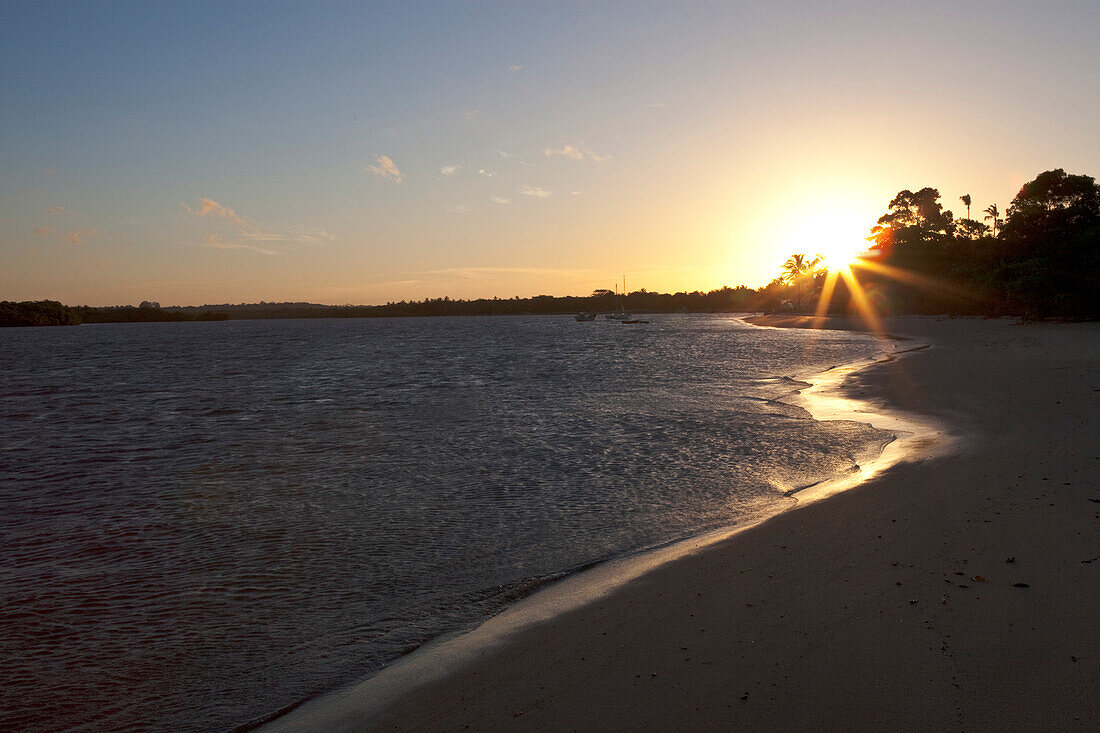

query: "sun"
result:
(777, 207), (874, 272)
(815, 233), (871, 270)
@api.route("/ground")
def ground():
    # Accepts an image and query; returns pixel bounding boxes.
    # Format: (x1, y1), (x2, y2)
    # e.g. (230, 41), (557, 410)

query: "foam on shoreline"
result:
(258, 319), (959, 732)
(779, 343), (958, 504)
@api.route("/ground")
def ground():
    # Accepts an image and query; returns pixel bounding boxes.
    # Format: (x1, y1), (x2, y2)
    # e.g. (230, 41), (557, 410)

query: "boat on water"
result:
(574, 311), (598, 321)
(604, 275), (629, 320)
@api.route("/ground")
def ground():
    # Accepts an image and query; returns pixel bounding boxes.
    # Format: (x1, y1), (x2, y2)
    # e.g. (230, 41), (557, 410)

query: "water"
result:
(1, 314), (891, 732)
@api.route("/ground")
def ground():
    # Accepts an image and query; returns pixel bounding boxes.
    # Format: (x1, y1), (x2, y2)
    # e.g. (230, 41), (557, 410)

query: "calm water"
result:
(1, 315), (889, 732)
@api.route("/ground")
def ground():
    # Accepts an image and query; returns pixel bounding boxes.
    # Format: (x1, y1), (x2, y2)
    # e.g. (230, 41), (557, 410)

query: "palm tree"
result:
(782, 253), (823, 311)
(960, 194), (971, 220)
(983, 203), (1001, 237)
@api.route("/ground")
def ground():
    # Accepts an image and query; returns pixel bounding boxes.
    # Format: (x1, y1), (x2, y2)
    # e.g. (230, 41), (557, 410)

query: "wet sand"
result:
(269, 316), (1099, 732)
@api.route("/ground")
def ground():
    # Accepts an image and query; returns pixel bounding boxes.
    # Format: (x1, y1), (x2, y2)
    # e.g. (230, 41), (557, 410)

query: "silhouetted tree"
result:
(994, 169), (1100, 317)
(960, 194), (971, 220)
(781, 253), (822, 311)
(983, 204), (1001, 237)
(956, 218), (991, 240)
(869, 188), (955, 250)
(1001, 168), (1100, 243)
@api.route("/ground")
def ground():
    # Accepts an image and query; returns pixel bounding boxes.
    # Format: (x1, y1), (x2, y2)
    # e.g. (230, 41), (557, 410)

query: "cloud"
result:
(463, 110), (482, 122)
(282, 226), (332, 244)
(490, 195), (512, 204)
(428, 266), (588, 279)
(497, 150), (513, 158)
(571, 191), (583, 196)
(509, 64), (523, 72)
(183, 198), (249, 227)
(519, 160), (535, 167)
(366, 154), (403, 183)
(235, 230), (283, 241)
(518, 185), (552, 198)
(183, 198), (331, 255)
(646, 102), (665, 109)
(198, 233), (277, 256)
(478, 169), (496, 177)
(543, 141), (610, 162)
(34, 209), (101, 245)
(61, 228), (96, 245)
(445, 204), (470, 214)
(440, 164), (460, 177)
(544, 144), (584, 161)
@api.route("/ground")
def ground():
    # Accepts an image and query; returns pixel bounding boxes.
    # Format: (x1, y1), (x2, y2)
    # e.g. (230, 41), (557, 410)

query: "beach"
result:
(267, 316), (1099, 732)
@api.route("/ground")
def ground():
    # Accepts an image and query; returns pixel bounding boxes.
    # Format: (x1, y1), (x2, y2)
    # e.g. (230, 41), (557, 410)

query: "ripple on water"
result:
(0, 315), (888, 732)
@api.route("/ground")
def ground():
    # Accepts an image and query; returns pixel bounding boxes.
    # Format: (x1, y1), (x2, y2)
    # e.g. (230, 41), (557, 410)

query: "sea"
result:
(1, 314), (894, 732)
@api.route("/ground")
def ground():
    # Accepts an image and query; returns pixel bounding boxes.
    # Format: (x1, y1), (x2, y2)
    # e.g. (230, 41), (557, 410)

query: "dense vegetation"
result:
(781, 168), (1100, 320)
(3, 168), (1096, 327)
(0, 302), (229, 327)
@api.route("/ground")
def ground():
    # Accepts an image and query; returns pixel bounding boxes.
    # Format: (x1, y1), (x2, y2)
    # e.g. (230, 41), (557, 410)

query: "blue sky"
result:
(3, 1), (1098, 305)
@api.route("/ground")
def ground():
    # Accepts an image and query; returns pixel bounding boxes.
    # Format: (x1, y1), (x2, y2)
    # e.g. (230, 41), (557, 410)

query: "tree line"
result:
(772, 168), (1100, 319)
(1, 288), (762, 327)
(0, 301), (230, 327)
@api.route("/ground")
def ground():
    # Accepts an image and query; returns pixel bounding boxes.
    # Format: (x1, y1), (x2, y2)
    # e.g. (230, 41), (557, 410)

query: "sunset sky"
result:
(2, 1), (1098, 306)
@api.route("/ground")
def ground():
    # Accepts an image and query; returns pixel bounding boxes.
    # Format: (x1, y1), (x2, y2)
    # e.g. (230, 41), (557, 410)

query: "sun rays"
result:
(804, 246), (977, 343)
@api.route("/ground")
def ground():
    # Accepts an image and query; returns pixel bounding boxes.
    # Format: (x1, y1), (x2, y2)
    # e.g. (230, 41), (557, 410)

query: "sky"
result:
(2, 1), (1098, 306)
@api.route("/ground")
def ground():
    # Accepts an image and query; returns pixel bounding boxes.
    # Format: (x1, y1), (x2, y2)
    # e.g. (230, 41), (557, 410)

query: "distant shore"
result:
(266, 316), (1099, 732)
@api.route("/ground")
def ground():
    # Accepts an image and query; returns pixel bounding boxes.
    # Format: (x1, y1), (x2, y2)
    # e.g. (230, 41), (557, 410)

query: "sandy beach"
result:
(267, 316), (1099, 732)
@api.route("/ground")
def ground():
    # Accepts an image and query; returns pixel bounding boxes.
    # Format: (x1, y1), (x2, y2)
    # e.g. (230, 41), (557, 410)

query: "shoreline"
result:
(358, 315), (1097, 730)
(260, 317), (960, 732)
(260, 316), (1100, 731)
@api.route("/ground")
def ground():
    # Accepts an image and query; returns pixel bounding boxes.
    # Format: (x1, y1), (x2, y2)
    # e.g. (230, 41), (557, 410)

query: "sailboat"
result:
(605, 276), (628, 320)
(613, 275), (648, 323)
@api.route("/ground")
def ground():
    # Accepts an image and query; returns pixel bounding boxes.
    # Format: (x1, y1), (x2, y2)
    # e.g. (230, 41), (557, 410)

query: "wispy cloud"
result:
(428, 266), (590, 279)
(497, 150), (513, 158)
(490, 195), (512, 204)
(34, 209), (97, 245)
(478, 169), (496, 177)
(281, 226), (332, 244)
(543, 141), (610, 162)
(61, 228), (96, 245)
(445, 204), (470, 214)
(518, 185), (552, 198)
(544, 144), (584, 161)
(198, 233), (277, 256)
(183, 197), (250, 227)
(646, 102), (665, 109)
(463, 110), (482, 122)
(183, 198), (330, 255)
(440, 164), (460, 177)
(366, 154), (403, 183)
(32, 225), (95, 245)
(509, 64), (523, 72)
